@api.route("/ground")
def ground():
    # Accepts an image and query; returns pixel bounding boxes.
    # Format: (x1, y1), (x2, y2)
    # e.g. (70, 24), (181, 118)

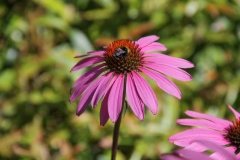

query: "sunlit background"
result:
(1, 0), (240, 159)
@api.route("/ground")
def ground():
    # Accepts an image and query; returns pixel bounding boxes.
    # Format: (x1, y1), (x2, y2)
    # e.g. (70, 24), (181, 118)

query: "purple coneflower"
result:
(161, 140), (237, 160)
(70, 35), (193, 125)
(169, 105), (240, 159)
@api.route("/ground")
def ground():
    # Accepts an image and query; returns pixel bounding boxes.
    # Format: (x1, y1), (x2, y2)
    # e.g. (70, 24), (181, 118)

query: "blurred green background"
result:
(0, 0), (240, 159)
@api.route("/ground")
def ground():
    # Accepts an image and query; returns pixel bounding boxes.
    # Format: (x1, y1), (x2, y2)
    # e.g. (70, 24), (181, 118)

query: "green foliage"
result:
(0, 0), (240, 159)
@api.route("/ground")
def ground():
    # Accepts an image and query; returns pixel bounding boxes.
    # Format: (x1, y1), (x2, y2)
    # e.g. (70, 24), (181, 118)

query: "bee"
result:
(113, 46), (129, 60)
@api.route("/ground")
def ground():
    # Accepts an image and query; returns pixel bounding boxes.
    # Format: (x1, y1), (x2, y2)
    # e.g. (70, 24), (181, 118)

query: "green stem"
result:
(111, 107), (123, 160)
(111, 74), (127, 160)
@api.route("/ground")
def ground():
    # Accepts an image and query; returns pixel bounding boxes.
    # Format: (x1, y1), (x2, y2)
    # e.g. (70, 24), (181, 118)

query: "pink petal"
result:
(141, 42), (167, 52)
(177, 119), (227, 131)
(184, 142), (208, 152)
(169, 128), (224, 140)
(76, 77), (104, 116)
(100, 90), (110, 126)
(71, 56), (104, 71)
(177, 149), (213, 160)
(100, 76), (118, 126)
(210, 153), (229, 160)
(136, 35), (159, 48)
(227, 105), (240, 119)
(169, 128), (227, 147)
(172, 138), (227, 148)
(222, 146), (239, 158)
(132, 71), (158, 114)
(195, 140), (237, 160)
(143, 53), (194, 68)
(236, 152), (240, 159)
(91, 72), (113, 108)
(140, 67), (181, 99)
(144, 63), (192, 81)
(71, 64), (105, 89)
(126, 73), (144, 120)
(108, 75), (124, 122)
(87, 50), (105, 55)
(70, 66), (105, 102)
(74, 55), (88, 58)
(161, 154), (184, 160)
(185, 111), (232, 127)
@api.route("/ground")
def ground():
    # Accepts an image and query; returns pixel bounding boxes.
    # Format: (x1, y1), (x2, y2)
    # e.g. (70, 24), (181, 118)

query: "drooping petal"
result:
(136, 35), (159, 48)
(140, 67), (181, 99)
(195, 140), (237, 160)
(91, 72), (113, 108)
(108, 74), (124, 122)
(183, 142), (208, 152)
(87, 50), (105, 56)
(185, 111), (232, 127)
(76, 77), (104, 116)
(100, 90), (110, 126)
(70, 66), (106, 102)
(141, 42), (167, 52)
(177, 149), (213, 160)
(143, 53), (194, 68)
(144, 63), (192, 81)
(227, 105), (240, 119)
(71, 56), (104, 71)
(132, 71), (158, 114)
(126, 73), (144, 120)
(100, 76), (118, 126)
(177, 119), (227, 131)
(71, 64), (105, 89)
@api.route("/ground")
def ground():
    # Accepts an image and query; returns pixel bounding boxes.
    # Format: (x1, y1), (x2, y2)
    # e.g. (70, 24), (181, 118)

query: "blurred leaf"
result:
(23, 115), (42, 144)
(0, 130), (22, 157)
(150, 10), (168, 26)
(5, 15), (28, 36)
(0, 69), (16, 92)
(37, 15), (70, 31)
(82, 1), (118, 20)
(50, 43), (78, 69)
(33, 0), (75, 22)
(69, 29), (94, 54)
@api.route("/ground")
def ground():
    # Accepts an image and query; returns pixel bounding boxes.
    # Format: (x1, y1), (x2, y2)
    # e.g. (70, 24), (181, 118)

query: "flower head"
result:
(169, 105), (240, 159)
(70, 35), (194, 125)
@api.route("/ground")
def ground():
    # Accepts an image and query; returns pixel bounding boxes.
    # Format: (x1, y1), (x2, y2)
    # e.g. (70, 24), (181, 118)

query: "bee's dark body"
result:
(113, 47), (129, 60)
